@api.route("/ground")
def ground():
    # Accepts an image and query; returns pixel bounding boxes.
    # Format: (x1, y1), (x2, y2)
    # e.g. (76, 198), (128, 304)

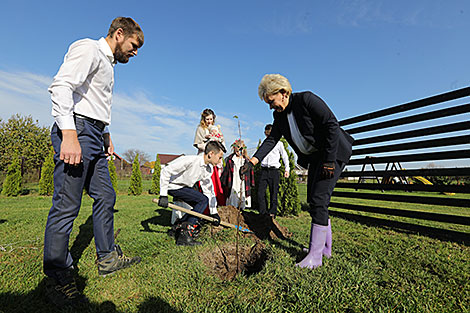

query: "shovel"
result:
(152, 198), (252, 233)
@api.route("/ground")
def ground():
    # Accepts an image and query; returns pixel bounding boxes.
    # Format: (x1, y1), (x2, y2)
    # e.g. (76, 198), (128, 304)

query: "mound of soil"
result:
(200, 241), (267, 280)
(217, 205), (292, 240)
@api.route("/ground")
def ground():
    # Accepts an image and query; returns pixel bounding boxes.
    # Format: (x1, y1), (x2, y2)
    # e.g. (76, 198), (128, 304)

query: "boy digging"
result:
(158, 141), (225, 246)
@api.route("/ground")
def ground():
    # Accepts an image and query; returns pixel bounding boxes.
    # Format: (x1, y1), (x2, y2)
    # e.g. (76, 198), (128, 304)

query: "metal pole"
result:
(233, 115), (244, 274)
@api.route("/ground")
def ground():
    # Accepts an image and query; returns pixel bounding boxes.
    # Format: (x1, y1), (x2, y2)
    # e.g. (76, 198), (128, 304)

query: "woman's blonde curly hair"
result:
(258, 74), (292, 102)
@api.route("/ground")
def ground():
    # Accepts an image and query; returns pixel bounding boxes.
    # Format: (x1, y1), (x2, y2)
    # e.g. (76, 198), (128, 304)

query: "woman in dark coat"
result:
(241, 74), (354, 269)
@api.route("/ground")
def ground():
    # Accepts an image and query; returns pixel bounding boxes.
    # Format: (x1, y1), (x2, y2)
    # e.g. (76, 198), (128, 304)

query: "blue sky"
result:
(1, 0), (469, 167)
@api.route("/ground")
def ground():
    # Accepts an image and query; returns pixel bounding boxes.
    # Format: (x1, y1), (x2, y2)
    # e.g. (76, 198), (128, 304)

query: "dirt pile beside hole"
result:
(200, 241), (267, 280)
(217, 205), (292, 240)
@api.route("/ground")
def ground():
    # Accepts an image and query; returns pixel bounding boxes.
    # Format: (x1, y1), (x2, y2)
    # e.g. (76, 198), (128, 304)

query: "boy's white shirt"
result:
(160, 154), (217, 214)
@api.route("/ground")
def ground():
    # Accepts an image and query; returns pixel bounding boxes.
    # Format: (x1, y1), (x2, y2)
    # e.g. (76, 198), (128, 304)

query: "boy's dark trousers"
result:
(168, 187), (208, 224)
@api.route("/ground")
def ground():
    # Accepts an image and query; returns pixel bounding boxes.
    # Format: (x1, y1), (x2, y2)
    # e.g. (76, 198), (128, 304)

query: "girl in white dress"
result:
(220, 140), (254, 209)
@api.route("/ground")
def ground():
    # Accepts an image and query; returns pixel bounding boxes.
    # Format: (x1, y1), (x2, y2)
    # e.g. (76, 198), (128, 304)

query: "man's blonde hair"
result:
(258, 74), (292, 102)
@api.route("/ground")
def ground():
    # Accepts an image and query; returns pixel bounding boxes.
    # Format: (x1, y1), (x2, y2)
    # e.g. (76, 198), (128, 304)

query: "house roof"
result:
(113, 152), (124, 161)
(158, 153), (185, 165)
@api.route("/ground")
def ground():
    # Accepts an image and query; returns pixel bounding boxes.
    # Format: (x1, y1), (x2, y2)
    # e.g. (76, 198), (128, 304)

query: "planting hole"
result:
(201, 241), (268, 280)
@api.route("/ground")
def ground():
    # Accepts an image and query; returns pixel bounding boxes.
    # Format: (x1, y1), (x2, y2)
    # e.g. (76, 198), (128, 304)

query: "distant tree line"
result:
(422, 163), (470, 186)
(122, 148), (150, 166)
(0, 114), (50, 177)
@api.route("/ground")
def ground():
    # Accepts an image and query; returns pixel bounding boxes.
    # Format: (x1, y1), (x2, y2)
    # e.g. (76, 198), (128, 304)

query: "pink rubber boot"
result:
(303, 219), (332, 258)
(296, 223), (328, 269)
(323, 219), (332, 258)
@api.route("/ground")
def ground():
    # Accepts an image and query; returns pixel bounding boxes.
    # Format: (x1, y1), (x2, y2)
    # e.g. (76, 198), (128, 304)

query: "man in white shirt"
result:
(43, 17), (144, 308)
(258, 124), (290, 217)
(158, 141), (225, 246)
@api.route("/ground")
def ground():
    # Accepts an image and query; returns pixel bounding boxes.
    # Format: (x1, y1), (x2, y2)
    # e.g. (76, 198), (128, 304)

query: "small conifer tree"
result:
(149, 155), (161, 194)
(277, 138), (300, 216)
(2, 157), (22, 197)
(108, 157), (118, 193)
(128, 154), (142, 195)
(39, 147), (55, 196)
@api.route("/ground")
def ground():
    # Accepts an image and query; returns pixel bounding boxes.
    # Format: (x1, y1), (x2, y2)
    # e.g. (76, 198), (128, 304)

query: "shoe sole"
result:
(98, 261), (141, 277)
(176, 242), (202, 246)
(99, 270), (118, 278)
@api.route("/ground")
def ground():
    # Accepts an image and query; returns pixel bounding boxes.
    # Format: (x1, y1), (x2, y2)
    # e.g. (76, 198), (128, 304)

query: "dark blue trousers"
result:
(168, 187), (208, 225)
(43, 118), (116, 278)
(306, 154), (345, 226)
(257, 167), (280, 215)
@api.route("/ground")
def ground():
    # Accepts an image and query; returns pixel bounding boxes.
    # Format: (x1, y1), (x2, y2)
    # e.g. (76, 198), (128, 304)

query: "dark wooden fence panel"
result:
(342, 167), (470, 177)
(347, 151), (470, 166)
(335, 182), (470, 193)
(333, 87), (470, 239)
(345, 103), (470, 134)
(340, 87), (470, 126)
(353, 121), (470, 146)
(329, 202), (470, 225)
(332, 191), (470, 207)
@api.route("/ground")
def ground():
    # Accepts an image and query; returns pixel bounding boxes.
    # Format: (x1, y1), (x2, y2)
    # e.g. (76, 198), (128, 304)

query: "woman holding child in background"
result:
(193, 109), (226, 206)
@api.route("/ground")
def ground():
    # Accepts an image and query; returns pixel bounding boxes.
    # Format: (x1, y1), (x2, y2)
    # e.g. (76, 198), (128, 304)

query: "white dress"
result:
(227, 156), (251, 209)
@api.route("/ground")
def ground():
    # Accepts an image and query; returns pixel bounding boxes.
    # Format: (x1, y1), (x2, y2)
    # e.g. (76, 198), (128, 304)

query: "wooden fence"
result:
(332, 87), (470, 244)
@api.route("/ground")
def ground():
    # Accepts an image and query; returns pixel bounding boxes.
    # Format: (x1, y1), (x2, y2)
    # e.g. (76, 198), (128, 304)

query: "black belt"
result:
(74, 113), (106, 131)
(261, 166), (279, 170)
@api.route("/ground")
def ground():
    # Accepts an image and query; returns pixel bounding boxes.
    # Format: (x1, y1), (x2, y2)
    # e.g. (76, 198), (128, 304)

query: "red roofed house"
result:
(111, 152), (130, 171)
(157, 154), (185, 169)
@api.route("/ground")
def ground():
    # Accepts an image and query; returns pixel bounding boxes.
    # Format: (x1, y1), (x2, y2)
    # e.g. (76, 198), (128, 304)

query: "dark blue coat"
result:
(253, 92), (354, 168)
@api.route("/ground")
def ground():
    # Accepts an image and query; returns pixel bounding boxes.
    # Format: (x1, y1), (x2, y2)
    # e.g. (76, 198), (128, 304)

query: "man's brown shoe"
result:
(97, 244), (141, 277)
(44, 269), (89, 308)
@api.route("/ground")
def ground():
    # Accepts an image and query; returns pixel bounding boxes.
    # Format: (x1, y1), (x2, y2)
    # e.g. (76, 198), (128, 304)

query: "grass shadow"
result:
(137, 296), (181, 313)
(0, 273), (121, 313)
(0, 219), (6, 224)
(70, 214), (94, 268)
(0, 270), (178, 312)
(269, 238), (307, 262)
(243, 213), (305, 261)
(140, 209), (172, 232)
(268, 221), (306, 262)
(330, 210), (470, 246)
(20, 189), (31, 195)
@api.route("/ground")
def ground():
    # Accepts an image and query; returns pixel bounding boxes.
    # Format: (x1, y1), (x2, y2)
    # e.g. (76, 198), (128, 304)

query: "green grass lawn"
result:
(0, 180), (469, 312)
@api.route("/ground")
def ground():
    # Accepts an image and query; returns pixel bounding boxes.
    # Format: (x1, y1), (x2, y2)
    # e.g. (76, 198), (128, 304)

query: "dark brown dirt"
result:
(199, 205), (293, 280)
(217, 205), (292, 240)
(200, 241), (267, 280)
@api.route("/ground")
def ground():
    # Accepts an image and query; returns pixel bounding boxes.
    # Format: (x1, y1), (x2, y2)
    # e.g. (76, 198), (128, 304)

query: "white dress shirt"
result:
(160, 154), (217, 214)
(287, 111), (318, 155)
(260, 141), (290, 171)
(49, 37), (115, 131)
